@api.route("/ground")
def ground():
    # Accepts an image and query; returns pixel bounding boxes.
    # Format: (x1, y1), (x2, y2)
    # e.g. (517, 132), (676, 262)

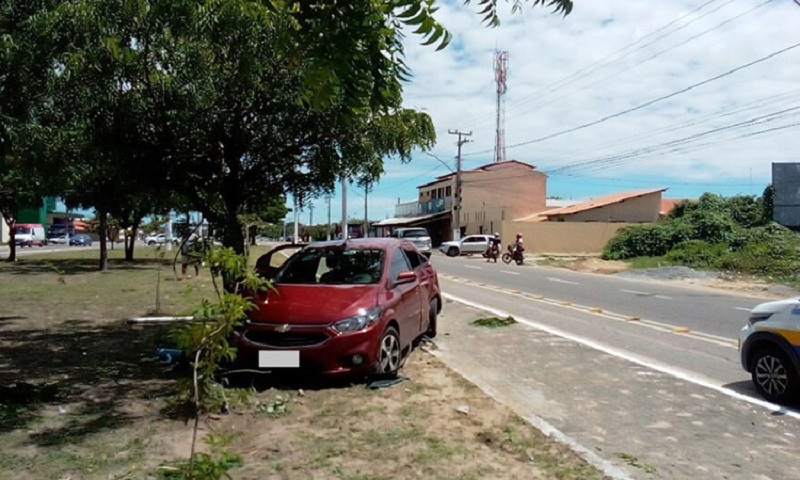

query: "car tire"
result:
(750, 345), (800, 404)
(426, 299), (438, 339)
(447, 247), (458, 257)
(148, 241), (155, 246)
(375, 326), (402, 376)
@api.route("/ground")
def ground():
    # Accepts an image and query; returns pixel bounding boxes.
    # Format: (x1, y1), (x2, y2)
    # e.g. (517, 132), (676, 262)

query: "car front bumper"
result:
(233, 321), (382, 376)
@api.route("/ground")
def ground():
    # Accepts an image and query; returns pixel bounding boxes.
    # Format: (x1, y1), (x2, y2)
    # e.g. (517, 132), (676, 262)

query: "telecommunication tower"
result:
(493, 50), (509, 163)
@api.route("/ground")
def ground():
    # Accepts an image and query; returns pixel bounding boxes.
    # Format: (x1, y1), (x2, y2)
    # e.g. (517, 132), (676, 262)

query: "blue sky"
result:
(293, 0), (800, 224)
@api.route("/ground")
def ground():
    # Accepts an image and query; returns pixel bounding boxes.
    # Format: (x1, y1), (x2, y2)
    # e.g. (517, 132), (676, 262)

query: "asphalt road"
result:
(430, 255), (800, 479)
(430, 252), (778, 339)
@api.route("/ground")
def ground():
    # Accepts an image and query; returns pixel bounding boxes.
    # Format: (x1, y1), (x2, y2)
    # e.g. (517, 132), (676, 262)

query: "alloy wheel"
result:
(755, 354), (789, 397)
(378, 329), (401, 374)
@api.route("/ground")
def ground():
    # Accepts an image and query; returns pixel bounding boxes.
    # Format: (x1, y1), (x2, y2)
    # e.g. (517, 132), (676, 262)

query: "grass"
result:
(0, 247), (607, 480)
(472, 316), (517, 328)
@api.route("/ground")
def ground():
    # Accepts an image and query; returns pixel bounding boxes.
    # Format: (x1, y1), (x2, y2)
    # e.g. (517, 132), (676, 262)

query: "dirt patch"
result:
(538, 256), (629, 275)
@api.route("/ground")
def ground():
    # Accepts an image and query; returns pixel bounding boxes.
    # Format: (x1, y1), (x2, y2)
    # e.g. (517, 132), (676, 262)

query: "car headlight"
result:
(332, 306), (382, 334)
(748, 312), (773, 325)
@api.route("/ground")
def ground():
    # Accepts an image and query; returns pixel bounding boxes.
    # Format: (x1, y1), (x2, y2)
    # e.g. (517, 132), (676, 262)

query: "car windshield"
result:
(273, 247), (384, 285)
(401, 229), (428, 238)
(14, 226), (31, 234)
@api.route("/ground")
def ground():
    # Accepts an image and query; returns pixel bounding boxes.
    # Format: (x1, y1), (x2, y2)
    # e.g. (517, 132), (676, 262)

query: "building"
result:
(772, 162), (800, 229)
(507, 188), (667, 255)
(377, 160), (547, 244)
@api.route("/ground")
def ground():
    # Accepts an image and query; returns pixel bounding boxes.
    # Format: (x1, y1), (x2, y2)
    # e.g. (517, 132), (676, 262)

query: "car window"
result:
(402, 229), (428, 238)
(388, 247), (411, 283)
(274, 247), (384, 285)
(403, 248), (422, 269)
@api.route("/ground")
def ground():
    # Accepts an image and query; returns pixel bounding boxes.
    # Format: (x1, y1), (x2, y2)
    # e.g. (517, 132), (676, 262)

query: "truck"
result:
(391, 227), (432, 257)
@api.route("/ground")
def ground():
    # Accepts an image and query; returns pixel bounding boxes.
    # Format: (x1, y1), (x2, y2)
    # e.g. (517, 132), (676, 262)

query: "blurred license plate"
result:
(259, 350), (300, 368)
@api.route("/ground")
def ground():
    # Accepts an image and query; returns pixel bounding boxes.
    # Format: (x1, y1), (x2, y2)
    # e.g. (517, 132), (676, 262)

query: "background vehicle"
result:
(14, 224), (46, 247)
(739, 297), (800, 403)
(501, 244), (524, 265)
(69, 234), (93, 246)
(438, 234), (492, 257)
(391, 227), (432, 257)
(145, 233), (169, 245)
(237, 238), (441, 377)
(48, 234), (70, 245)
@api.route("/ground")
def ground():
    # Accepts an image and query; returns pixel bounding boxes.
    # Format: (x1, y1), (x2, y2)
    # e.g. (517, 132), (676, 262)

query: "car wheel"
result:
(751, 346), (800, 403)
(148, 241), (155, 246)
(447, 247), (458, 257)
(376, 326), (402, 376)
(426, 299), (438, 339)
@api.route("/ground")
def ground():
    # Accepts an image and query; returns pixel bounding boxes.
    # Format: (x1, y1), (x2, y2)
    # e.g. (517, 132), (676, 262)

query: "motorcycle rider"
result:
(486, 232), (501, 262)
(513, 233), (525, 261)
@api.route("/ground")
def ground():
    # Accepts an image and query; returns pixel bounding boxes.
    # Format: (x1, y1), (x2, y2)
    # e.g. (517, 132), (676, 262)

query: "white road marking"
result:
(735, 307), (751, 312)
(501, 270), (520, 275)
(655, 295), (673, 300)
(442, 292), (800, 421)
(464, 265), (482, 270)
(547, 277), (579, 285)
(620, 289), (651, 296)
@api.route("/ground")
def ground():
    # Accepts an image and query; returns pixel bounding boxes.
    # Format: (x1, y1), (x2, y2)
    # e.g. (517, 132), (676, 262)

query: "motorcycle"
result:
(482, 243), (500, 262)
(501, 244), (524, 265)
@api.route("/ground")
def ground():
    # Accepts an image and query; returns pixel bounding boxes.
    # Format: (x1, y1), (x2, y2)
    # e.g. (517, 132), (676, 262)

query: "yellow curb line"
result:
(673, 327), (690, 334)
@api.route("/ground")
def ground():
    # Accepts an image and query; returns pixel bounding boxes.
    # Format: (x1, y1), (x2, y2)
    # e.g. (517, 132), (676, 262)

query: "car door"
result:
(462, 236), (481, 254)
(402, 246), (430, 335)
(388, 246), (422, 347)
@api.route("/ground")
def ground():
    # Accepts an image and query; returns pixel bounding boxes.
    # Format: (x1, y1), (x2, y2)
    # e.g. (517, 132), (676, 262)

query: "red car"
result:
(233, 238), (441, 377)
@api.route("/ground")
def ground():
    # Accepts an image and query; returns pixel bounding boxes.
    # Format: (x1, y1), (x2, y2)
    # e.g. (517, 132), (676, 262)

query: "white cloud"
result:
(319, 1), (800, 222)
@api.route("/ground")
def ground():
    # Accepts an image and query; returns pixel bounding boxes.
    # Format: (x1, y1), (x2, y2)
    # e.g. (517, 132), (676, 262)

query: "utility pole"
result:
(448, 129), (472, 240)
(494, 51), (509, 163)
(364, 184), (369, 238)
(309, 204), (314, 227)
(341, 176), (348, 240)
(293, 197), (299, 244)
(326, 195), (332, 241)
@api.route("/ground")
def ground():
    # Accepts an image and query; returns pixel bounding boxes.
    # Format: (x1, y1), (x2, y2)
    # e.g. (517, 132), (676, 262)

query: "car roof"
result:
(307, 237), (411, 251)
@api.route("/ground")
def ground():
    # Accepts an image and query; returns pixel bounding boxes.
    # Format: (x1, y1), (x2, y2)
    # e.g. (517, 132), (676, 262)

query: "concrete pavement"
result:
(429, 291), (800, 480)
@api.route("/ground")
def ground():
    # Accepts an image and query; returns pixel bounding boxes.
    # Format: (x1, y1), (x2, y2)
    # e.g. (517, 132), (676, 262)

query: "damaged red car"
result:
(232, 238), (441, 377)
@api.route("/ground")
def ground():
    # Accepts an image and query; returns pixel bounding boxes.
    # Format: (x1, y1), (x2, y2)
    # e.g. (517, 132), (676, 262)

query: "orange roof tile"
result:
(537, 188), (667, 218)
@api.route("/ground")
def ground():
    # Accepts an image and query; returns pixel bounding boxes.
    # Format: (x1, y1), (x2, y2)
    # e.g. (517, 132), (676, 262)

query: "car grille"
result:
(243, 330), (329, 348)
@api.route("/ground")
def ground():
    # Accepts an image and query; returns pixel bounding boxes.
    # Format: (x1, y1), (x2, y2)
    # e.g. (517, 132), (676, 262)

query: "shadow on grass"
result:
(0, 322), (177, 445)
(0, 258), (170, 276)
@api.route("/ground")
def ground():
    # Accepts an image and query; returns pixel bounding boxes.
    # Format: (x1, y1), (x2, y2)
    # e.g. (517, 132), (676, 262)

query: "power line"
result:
(463, 41), (800, 157)
(488, 0), (773, 130)
(459, 0), (729, 128)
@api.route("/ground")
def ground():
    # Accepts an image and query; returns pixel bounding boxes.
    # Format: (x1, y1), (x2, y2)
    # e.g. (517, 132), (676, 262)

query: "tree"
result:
(40, 0), (573, 260)
(0, 0), (62, 262)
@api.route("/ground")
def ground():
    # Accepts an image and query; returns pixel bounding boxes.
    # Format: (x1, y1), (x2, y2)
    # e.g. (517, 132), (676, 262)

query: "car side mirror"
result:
(395, 270), (417, 285)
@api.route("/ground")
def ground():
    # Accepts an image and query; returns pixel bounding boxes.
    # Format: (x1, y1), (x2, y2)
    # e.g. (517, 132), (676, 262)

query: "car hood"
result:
(439, 241), (458, 247)
(248, 284), (380, 325)
(751, 297), (800, 315)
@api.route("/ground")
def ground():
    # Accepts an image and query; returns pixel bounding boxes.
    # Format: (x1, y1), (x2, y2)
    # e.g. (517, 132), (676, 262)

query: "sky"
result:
(291, 0), (800, 225)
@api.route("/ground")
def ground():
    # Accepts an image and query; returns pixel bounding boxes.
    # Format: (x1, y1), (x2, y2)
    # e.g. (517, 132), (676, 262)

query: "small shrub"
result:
(664, 241), (729, 269)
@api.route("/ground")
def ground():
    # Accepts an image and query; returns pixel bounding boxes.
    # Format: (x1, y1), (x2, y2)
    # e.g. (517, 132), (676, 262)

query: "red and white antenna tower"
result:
(493, 50), (509, 163)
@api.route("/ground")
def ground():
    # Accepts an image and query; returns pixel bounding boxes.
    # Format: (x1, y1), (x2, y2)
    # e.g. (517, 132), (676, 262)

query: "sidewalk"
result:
(430, 297), (800, 480)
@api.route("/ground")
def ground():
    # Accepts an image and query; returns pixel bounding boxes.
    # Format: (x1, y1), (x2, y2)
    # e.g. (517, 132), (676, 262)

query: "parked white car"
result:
(739, 297), (800, 403)
(145, 233), (169, 245)
(439, 234), (493, 257)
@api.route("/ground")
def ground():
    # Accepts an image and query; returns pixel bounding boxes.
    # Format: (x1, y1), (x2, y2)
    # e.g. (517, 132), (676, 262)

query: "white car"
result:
(145, 233), (169, 245)
(439, 234), (493, 257)
(739, 297), (800, 403)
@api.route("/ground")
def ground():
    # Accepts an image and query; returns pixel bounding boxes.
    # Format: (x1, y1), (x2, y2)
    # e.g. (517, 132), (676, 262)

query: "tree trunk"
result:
(125, 221), (140, 262)
(249, 225), (258, 246)
(98, 210), (109, 271)
(4, 217), (16, 262)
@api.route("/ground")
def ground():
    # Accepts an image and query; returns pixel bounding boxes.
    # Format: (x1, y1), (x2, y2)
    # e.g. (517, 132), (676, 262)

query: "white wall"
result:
(0, 214), (7, 245)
